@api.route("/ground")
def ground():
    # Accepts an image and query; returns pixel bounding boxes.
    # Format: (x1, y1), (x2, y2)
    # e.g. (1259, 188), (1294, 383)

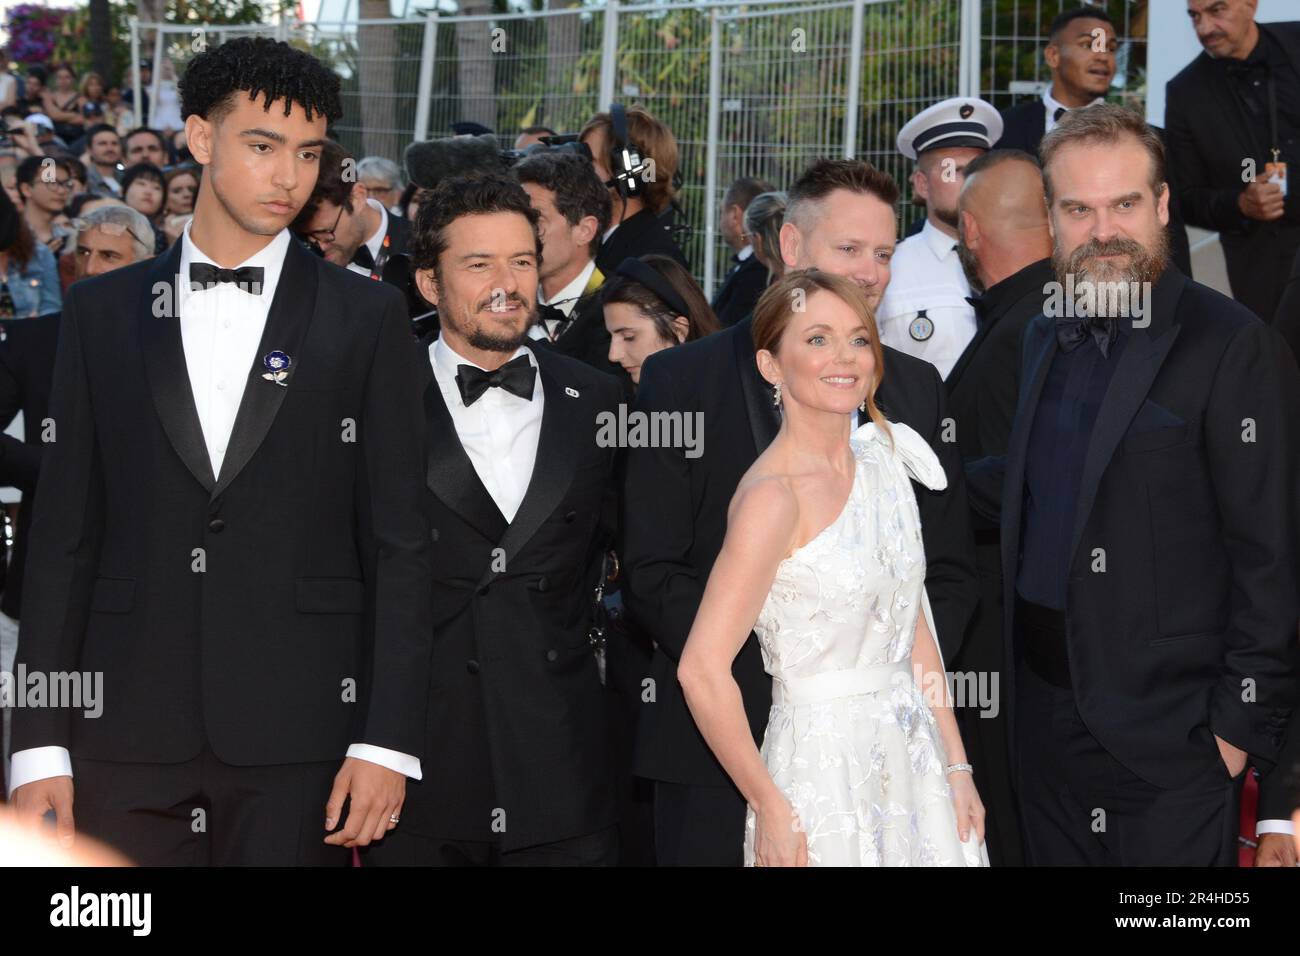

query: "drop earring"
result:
(772, 382), (782, 407)
(859, 398), (868, 414)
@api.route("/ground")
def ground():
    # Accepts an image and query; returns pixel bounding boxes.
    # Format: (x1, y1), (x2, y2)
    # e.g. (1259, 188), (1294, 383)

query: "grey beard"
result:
(1052, 229), (1169, 315)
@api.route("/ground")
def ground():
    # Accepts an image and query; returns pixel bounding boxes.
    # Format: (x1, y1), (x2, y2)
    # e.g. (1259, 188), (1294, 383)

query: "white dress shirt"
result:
(430, 336), (543, 523)
(528, 258), (596, 342)
(1042, 84), (1106, 136)
(876, 218), (976, 380)
(8, 223), (419, 795)
(346, 198), (388, 278)
(736, 243), (754, 262)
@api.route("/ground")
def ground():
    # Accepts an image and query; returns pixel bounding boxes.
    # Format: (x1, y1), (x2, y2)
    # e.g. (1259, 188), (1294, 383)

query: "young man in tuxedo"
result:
(513, 150), (619, 378)
(622, 158), (979, 866)
(364, 174), (624, 866)
(993, 104), (1298, 866)
(8, 37), (434, 865)
(711, 176), (776, 328)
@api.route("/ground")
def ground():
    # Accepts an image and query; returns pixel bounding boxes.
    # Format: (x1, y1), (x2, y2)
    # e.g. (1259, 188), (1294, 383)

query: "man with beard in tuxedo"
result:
(364, 173), (624, 866)
(623, 158), (978, 865)
(993, 104), (1298, 865)
(8, 37), (433, 864)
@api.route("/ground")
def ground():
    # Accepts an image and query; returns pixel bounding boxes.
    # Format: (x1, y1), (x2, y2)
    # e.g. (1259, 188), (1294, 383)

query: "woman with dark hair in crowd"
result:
(120, 162), (168, 252)
(399, 181), (426, 221)
(42, 65), (84, 142)
(0, 185), (61, 316)
(18, 67), (46, 115)
(600, 253), (720, 386)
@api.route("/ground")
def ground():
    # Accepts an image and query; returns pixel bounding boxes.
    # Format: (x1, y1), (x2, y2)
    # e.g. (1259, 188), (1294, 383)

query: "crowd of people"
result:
(0, 0), (1297, 869)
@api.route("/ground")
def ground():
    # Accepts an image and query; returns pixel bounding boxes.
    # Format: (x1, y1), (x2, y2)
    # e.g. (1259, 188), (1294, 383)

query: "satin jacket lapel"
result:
(1068, 274), (1185, 562)
(138, 242), (216, 492)
(734, 320), (779, 455)
(479, 350), (583, 585)
(211, 239), (317, 499)
(423, 359), (509, 543)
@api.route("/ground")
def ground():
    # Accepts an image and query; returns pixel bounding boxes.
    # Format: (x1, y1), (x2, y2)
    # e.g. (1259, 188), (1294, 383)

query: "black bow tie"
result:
(1056, 312), (1118, 358)
(189, 262), (265, 294)
(1053, 106), (1067, 123)
(455, 354), (536, 406)
(537, 302), (573, 339)
(352, 244), (375, 271)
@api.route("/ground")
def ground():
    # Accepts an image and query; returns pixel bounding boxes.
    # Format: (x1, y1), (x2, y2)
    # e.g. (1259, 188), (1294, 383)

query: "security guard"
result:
(877, 97), (1002, 379)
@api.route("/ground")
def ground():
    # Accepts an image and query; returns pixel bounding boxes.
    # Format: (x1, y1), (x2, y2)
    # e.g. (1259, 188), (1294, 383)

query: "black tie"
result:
(537, 302), (571, 339)
(1053, 106), (1067, 123)
(455, 354), (536, 406)
(189, 262), (265, 294)
(1056, 312), (1118, 358)
(352, 244), (375, 271)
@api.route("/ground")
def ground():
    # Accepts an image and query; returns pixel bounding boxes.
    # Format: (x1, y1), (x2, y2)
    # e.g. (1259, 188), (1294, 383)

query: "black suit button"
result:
(537, 576), (549, 592)
(477, 584), (489, 596)
(466, 659), (480, 675)
(564, 510), (577, 522)
(208, 518), (225, 533)
(546, 649), (559, 662)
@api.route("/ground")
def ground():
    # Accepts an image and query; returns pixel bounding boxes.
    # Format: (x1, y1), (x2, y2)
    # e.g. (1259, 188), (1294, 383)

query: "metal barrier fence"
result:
(133, 1), (1147, 296)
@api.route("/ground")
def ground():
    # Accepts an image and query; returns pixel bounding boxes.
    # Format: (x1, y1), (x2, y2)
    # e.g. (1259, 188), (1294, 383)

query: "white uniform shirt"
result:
(876, 219), (975, 380)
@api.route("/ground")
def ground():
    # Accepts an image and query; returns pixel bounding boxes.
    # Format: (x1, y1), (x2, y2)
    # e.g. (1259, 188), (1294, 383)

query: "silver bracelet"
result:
(945, 762), (974, 776)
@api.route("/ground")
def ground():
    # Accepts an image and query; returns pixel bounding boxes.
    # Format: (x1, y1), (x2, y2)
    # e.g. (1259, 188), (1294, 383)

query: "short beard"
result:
(930, 204), (959, 230)
(445, 288), (533, 353)
(956, 220), (984, 294)
(1052, 227), (1169, 313)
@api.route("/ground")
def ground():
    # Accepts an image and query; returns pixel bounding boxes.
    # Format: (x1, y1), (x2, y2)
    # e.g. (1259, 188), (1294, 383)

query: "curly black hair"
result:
(179, 36), (342, 125)
(410, 173), (541, 283)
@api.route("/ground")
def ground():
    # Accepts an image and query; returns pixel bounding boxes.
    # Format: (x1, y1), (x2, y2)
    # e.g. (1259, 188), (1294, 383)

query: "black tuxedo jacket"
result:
(623, 318), (979, 786)
(12, 239), (434, 766)
(595, 207), (689, 276)
(996, 101), (1194, 277)
(0, 312), (61, 618)
(711, 253), (769, 328)
(401, 340), (623, 850)
(998, 269), (1299, 788)
(532, 278), (628, 388)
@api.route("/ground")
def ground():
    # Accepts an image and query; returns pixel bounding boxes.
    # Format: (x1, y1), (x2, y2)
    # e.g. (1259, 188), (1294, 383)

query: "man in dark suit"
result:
(996, 104), (1298, 865)
(711, 177), (776, 327)
(1166, 1), (1300, 320)
(514, 150), (623, 380)
(0, 207), (159, 623)
(997, 6), (1193, 277)
(944, 148), (1056, 867)
(292, 138), (414, 294)
(8, 37), (434, 865)
(580, 106), (690, 275)
(623, 158), (979, 866)
(365, 174), (624, 866)
(1254, 705), (1300, 865)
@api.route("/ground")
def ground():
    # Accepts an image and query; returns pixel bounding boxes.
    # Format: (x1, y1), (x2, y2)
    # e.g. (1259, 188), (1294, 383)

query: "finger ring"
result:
(389, 814), (400, 824)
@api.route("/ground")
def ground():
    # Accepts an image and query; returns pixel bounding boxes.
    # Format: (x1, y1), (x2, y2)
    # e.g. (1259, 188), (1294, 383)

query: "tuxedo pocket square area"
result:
(1129, 399), (1185, 432)
(1122, 401), (1192, 453)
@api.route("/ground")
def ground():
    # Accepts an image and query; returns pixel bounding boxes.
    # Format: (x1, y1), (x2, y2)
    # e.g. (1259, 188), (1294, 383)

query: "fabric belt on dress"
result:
(771, 661), (913, 706)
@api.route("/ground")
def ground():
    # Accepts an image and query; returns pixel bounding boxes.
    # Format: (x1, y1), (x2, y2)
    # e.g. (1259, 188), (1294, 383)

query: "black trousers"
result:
(71, 747), (349, 866)
(1014, 665), (1244, 866)
(363, 826), (619, 866)
(652, 780), (746, 866)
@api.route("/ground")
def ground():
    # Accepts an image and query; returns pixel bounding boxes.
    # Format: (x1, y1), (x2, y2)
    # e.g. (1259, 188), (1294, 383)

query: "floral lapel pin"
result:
(262, 350), (292, 387)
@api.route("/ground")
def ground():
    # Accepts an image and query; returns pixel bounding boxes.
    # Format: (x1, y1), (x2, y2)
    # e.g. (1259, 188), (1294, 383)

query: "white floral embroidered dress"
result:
(743, 421), (986, 867)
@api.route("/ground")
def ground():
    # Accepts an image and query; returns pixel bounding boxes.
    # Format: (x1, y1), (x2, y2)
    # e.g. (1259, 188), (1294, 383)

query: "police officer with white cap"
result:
(877, 97), (1002, 379)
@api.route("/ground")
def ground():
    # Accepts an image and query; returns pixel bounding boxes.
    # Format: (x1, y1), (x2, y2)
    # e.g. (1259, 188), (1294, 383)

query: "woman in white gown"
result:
(678, 270), (986, 867)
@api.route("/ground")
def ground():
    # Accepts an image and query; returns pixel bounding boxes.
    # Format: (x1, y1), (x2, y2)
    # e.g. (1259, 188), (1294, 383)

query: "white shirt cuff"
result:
(7, 746), (73, 796)
(1256, 818), (1295, 837)
(346, 744), (421, 781)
